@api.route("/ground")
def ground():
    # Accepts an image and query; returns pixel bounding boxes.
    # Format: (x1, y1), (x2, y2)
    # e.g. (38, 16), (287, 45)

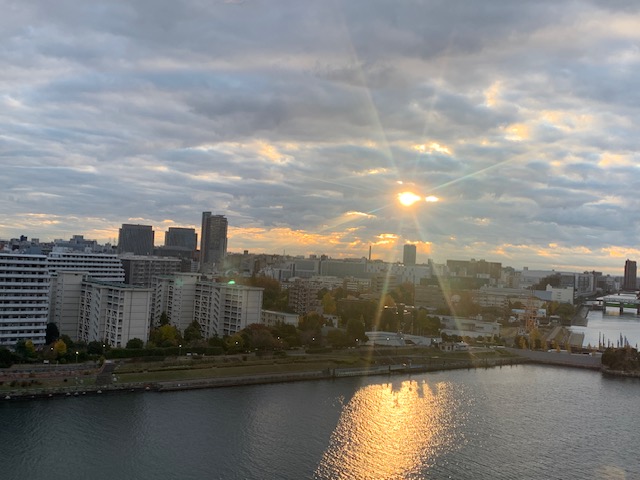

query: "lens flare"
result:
(398, 192), (421, 206)
(425, 195), (439, 203)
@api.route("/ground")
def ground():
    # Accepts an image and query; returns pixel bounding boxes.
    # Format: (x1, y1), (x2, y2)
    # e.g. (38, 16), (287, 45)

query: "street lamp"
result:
(179, 344), (182, 356)
(75, 351), (79, 363)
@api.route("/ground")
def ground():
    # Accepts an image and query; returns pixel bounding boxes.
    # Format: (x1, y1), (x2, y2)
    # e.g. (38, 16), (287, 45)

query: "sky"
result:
(2, 0), (640, 275)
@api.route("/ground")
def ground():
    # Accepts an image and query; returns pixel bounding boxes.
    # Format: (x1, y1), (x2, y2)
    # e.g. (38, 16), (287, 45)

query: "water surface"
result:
(1, 365), (638, 479)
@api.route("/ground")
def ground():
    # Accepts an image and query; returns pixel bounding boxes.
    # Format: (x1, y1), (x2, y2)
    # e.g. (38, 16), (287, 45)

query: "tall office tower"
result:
(0, 253), (49, 347)
(403, 244), (417, 266)
(623, 259), (637, 291)
(165, 227), (197, 251)
(200, 213), (228, 269)
(117, 224), (154, 255)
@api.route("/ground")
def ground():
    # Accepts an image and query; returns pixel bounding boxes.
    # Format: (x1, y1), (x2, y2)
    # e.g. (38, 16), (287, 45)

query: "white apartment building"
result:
(47, 249), (125, 282)
(49, 271), (86, 339)
(152, 273), (201, 331)
(78, 280), (152, 347)
(0, 253), (49, 347)
(194, 281), (263, 337)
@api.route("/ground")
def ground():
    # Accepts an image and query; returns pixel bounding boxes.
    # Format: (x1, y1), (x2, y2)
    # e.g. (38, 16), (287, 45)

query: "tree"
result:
(390, 282), (415, 305)
(149, 324), (182, 347)
(382, 294), (396, 307)
(15, 339), (36, 359)
(244, 276), (290, 311)
(299, 312), (324, 331)
(269, 322), (300, 349)
(208, 335), (225, 348)
(45, 323), (60, 344)
(225, 333), (245, 353)
(346, 317), (366, 342)
(159, 311), (170, 326)
(322, 292), (337, 315)
(327, 329), (351, 348)
(60, 335), (74, 349)
(415, 310), (441, 336)
(126, 338), (144, 349)
(183, 320), (203, 344)
(87, 341), (105, 355)
(0, 347), (15, 368)
(532, 274), (561, 290)
(245, 324), (277, 351)
(556, 303), (576, 325)
(53, 339), (67, 358)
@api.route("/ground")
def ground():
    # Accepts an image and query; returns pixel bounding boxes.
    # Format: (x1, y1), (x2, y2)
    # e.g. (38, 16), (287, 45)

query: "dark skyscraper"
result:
(623, 259), (637, 291)
(117, 224), (154, 255)
(165, 227), (197, 251)
(200, 213), (228, 269)
(403, 244), (417, 265)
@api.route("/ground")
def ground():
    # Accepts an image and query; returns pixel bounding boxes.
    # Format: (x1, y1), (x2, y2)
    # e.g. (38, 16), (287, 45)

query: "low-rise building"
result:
(261, 310), (299, 327)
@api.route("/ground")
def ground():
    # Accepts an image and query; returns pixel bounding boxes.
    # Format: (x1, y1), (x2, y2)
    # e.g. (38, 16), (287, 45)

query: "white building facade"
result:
(47, 250), (125, 282)
(152, 273), (201, 331)
(0, 253), (49, 347)
(78, 280), (152, 347)
(194, 281), (263, 337)
(49, 271), (87, 339)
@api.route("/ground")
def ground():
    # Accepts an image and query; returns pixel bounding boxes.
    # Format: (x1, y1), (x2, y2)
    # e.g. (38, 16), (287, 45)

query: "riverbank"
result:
(2, 359), (527, 400)
(2, 349), (528, 400)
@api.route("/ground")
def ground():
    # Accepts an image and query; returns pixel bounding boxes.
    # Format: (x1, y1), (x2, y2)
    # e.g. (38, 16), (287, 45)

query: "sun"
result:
(398, 192), (439, 206)
(398, 192), (421, 206)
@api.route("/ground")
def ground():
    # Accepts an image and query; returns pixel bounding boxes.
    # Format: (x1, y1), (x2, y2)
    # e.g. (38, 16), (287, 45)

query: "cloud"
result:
(2, 1), (640, 274)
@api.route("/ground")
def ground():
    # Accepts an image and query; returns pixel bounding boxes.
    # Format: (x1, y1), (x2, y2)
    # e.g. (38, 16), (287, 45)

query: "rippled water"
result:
(1, 365), (639, 479)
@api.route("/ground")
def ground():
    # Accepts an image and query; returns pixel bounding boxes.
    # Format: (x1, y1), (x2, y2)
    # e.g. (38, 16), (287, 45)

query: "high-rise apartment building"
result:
(119, 255), (181, 287)
(0, 253), (49, 347)
(47, 250), (125, 282)
(117, 224), (154, 255)
(78, 280), (152, 347)
(200, 213), (228, 270)
(403, 244), (417, 266)
(49, 271), (86, 339)
(194, 280), (262, 337)
(623, 259), (637, 291)
(152, 273), (201, 331)
(151, 274), (263, 337)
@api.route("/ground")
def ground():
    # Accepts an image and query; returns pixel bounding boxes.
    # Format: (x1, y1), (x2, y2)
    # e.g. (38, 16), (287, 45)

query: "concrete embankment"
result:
(506, 348), (601, 370)
(3, 357), (528, 399)
(572, 305), (590, 327)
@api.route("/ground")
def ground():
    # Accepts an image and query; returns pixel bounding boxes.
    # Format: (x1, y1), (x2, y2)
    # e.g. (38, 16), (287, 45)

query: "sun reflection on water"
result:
(315, 380), (463, 479)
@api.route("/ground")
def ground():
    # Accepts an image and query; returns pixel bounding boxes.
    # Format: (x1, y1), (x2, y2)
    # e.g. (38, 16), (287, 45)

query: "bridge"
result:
(600, 294), (640, 314)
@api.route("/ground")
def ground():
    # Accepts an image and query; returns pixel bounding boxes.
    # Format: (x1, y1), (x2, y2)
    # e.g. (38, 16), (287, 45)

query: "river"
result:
(571, 307), (640, 348)
(1, 365), (639, 479)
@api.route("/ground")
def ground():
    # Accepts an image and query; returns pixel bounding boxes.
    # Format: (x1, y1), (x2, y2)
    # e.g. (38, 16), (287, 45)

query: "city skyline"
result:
(3, 1), (640, 275)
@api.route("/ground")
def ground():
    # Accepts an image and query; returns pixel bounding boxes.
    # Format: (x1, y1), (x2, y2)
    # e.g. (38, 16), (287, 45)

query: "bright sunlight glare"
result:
(425, 196), (439, 203)
(398, 192), (422, 206)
